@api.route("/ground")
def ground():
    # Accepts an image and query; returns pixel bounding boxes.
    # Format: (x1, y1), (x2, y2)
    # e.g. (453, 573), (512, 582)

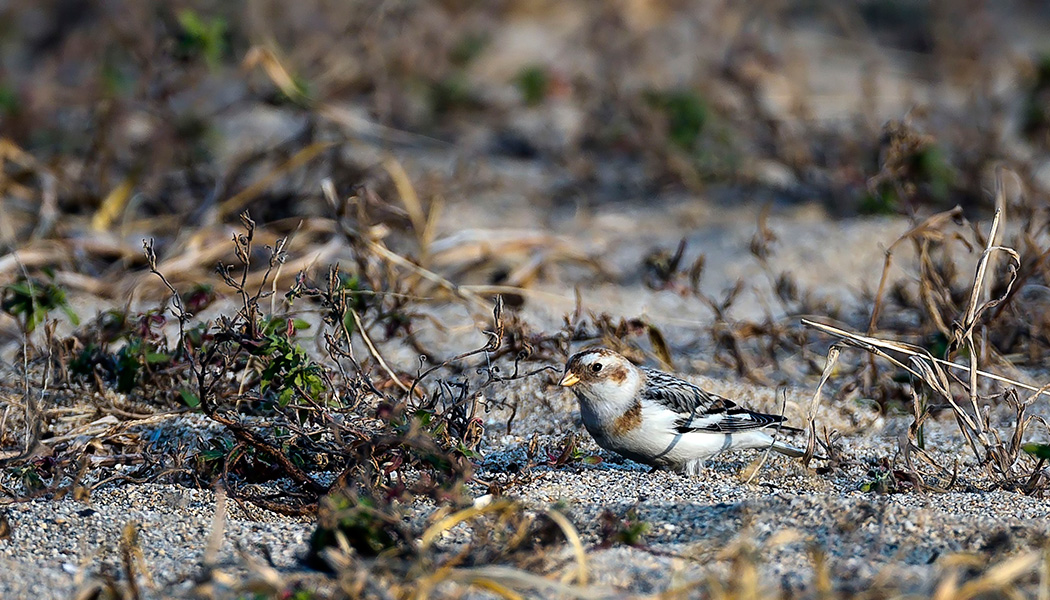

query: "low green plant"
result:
(13, 463), (46, 494)
(450, 32), (489, 67)
(869, 121), (956, 211)
(194, 435), (311, 483)
(194, 437), (236, 480)
(0, 84), (20, 117)
(256, 325), (324, 408)
(307, 487), (406, 569)
(1021, 53), (1050, 145)
(1023, 443), (1050, 459)
(516, 65), (549, 106)
(1, 272), (79, 333)
(647, 89), (709, 150)
(859, 187), (898, 215)
(546, 433), (602, 467)
(429, 73), (479, 115)
(598, 506), (650, 548)
(68, 310), (173, 394)
(175, 9), (228, 68)
(859, 458), (923, 493)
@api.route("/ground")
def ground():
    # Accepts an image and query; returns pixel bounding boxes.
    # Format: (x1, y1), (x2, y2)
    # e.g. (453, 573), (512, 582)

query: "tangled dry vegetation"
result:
(2, 208), (584, 598)
(5, 1), (1050, 598)
(4, 182), (1050, 598)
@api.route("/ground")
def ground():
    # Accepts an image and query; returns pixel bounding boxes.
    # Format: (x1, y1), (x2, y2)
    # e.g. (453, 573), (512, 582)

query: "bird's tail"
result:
(769, 438), (805, 458)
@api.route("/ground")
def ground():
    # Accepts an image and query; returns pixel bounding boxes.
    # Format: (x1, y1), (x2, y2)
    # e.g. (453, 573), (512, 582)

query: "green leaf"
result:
(179, 389), (200, 408)
(144, 351), (170, 364)
(516, 65), (549, 106)
(1023, 443), (1050, 460)
(198, 449), (225, 462)
(278, 387), (294, 406)
(61, 304), (81, 326)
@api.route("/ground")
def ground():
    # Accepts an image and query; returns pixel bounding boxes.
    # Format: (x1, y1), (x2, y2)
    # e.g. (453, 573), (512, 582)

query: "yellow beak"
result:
(559, 372), (580, 387)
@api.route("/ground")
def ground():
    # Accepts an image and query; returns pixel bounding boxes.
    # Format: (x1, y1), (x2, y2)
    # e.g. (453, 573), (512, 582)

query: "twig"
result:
(866, 206), (964, 334)
(350, 308), (410, 392)
(321, 179), (489, 310)
(406, 296), (504, 402)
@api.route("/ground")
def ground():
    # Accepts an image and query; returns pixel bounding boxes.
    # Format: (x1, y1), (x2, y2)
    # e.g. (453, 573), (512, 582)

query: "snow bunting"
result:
(558, 348), (803, 475)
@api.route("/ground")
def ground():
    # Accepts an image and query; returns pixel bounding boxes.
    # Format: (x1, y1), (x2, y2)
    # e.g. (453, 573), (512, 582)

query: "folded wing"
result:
(639, 366), (794, 434)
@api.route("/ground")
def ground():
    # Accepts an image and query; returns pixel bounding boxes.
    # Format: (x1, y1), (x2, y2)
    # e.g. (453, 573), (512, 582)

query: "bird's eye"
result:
(591, 363), (603, 373)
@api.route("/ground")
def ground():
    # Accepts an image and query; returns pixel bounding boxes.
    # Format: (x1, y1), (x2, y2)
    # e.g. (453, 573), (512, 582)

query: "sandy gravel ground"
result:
(2, 196), (1046, 598)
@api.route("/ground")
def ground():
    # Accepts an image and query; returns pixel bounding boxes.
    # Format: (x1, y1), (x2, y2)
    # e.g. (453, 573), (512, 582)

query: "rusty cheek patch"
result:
(612, 401), (643, 436)
(606, 365), (628, 385)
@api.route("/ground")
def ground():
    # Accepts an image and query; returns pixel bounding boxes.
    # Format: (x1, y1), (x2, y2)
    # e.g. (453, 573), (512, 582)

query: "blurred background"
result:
(3, 0), (1050, 359)
(8, 6), (1050, 596)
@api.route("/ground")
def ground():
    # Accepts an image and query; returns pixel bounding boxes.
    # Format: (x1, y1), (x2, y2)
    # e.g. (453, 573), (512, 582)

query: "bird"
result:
(558, 348), (804, 475)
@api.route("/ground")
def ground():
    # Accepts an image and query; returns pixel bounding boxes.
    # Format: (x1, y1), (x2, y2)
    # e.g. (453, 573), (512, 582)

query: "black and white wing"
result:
(639, 367), (728, 414)
(639, 366), (792, 434)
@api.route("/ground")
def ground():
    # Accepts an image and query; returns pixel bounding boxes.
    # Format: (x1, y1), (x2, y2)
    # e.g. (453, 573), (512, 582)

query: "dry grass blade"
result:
(120, 521), (152, 599)
(366, 237), (488, 307)
(320, 178), (489, 310)
(745, 390), (796, 483)
(219, 141), (336, 218)
(383, 158), (428, 248)
(419, 501), (590, 594)
(948, 551), (1042, 599)
(803, 319), (1050, 400)
(421, 500), (518, 549)
(203, 485), (227, 568)
(806, 320), (976, 461)
(950, 173), (1021, 443)
(442, 566), (613, 600)
(2, 255), (49, 466)
(803, 344), (840, 465)
(0, 244), (71, 279)
(647, 322), (675, 371)
(543, 508), (589, 586)
(461, 576), (525, 600)
(1041, 549), (1050, 600)
(92, 176), (136, 232)
(349, 308), (410, 392)
(242, 46), (308, 104)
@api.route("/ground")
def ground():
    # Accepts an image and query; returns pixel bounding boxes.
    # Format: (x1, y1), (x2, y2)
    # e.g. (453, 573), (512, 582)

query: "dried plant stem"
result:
(365, 237), (487, 307)
(802, 345), (840, 466)
(350, 308), (410, 392)
(952, 173), (1018, 444)
(804, 320), (1050, 399)
(866, 206), (964, 334)
(383, 158), (428, 256)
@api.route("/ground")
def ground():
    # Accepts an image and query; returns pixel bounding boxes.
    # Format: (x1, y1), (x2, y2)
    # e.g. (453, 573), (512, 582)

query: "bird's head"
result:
(559, 348), (642, 409)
